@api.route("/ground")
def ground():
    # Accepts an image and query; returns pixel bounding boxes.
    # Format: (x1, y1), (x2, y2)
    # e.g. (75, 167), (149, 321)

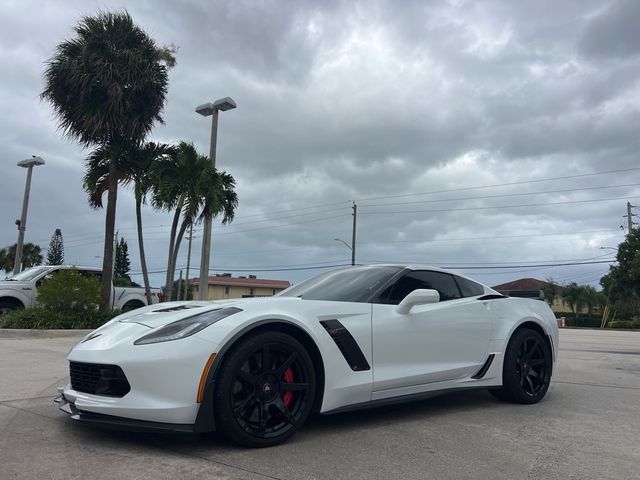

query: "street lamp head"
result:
(213, 96), (237, 111)
(17, 156), (45, 168)
(196, 97), (237, 116)
(195, 102), (215, 117)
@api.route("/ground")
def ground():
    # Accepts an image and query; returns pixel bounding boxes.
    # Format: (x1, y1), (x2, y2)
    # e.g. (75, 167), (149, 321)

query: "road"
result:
(0, 329), (638, 479)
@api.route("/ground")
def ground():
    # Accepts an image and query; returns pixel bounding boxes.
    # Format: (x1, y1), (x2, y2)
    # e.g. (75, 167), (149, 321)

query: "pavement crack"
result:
(0, 394), (56, 405)
(552, 380), (640, 390)
(156, 445), (288, 480)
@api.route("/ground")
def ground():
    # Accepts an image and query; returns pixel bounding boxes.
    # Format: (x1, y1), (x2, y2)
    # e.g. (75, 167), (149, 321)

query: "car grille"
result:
(69, 362), (131, 397)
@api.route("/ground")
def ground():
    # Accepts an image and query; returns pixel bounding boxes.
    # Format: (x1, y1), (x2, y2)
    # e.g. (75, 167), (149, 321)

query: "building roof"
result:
(191, 275), (291, 289)
(492, 278), (555, 291)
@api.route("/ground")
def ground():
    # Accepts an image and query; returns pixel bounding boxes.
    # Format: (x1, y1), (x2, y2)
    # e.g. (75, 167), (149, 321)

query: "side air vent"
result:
(320, 320), (370, 372)
(471, 354), (495, 379)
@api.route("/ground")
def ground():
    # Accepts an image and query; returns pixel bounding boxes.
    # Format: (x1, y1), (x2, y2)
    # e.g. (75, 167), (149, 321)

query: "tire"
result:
(214, 331), (317, 447)
(490, 327), (552, 404)
(122, 301), (144, 312)
(0, 300), (22, 317)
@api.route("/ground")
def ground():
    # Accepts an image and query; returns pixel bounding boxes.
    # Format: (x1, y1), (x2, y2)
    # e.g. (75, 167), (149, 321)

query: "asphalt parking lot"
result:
(1, 329), (638, 480)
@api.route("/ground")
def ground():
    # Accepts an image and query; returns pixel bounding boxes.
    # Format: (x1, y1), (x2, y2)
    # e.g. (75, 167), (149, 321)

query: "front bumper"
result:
(54, 389), (197, 433)
(57, 320), (222, 432)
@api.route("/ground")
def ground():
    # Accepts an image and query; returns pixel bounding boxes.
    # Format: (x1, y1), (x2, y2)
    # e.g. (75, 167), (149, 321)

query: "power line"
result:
(359, 195), (639, 215)
(358, 183), (640, 208)
(360, 228), (620, 245)
(134, 257), (616, 276)
(353, 166), (640, 203)
(441, 260), (615, 269)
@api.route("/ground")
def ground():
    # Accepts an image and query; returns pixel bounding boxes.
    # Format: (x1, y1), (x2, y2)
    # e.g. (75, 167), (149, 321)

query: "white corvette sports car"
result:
(56, 265), (558, 447)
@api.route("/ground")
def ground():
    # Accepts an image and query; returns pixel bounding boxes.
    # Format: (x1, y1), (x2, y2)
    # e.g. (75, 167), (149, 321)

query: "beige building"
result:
(191, 273), (291, 301)
(492, 278), (588, 315)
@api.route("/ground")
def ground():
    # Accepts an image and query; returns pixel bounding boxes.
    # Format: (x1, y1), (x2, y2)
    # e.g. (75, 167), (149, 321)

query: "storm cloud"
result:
(1, 0), (639, 288)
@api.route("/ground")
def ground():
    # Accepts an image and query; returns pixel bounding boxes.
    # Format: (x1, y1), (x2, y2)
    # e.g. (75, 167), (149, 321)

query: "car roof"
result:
(365, 264), (492, 290)
(367, 263), (451, 274)
(38, 265), (100, 271)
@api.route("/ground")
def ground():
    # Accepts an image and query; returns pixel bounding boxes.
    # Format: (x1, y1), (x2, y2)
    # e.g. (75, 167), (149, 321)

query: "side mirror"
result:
(396, 289), (440, 314)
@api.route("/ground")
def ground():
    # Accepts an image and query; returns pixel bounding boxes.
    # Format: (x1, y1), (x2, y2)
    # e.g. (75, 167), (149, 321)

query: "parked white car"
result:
(0, 265), (163, 314)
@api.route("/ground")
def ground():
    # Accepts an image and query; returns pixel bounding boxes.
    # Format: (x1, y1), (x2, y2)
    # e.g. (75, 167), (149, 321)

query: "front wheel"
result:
(213, 331), (317, 447)
(0, 301), (21, 317)
(491, 327), (552, 404)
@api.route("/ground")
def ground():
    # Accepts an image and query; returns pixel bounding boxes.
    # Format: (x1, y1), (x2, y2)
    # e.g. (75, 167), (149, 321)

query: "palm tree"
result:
(41, 10), (174, 309)
(152, 142), (206, 299)
(0, 244), (43, 273)
(562, 282), (585, 322)
(166, 166), (238, 299)
(582, 285), (600, 319)
(152, 142), (238, 300)
(84, 142), (174, 303)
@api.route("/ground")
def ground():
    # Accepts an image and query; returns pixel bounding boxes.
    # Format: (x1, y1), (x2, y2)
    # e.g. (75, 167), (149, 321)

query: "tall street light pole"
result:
(13, 156), (45, 274)
(195, 97), (236, 300)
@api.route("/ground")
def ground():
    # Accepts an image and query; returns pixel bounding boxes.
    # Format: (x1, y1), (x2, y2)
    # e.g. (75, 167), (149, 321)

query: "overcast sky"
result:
(1, 0), (639, 289)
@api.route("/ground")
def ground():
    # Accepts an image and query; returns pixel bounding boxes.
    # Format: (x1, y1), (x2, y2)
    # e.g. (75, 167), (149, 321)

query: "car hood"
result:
(112, 296), (305, 329)
(114, 301), (225, 328)
(0, 280), (29, 289)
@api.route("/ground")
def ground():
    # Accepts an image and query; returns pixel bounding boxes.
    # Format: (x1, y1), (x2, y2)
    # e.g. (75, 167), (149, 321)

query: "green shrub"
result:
(37, 268), (100, 312)
(608, 320), (638, 329)
(0, 307), (119, 329)
(563, 316), (602, 328)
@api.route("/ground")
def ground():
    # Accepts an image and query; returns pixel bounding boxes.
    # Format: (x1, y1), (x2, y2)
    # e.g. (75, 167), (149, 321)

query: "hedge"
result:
(0, 307), (120, 329)
(608, 320), (640, 329)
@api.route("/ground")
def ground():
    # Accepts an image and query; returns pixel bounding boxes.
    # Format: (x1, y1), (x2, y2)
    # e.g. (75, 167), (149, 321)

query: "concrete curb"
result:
(561, 326), (640, 333)
(0, 329), (92, 338)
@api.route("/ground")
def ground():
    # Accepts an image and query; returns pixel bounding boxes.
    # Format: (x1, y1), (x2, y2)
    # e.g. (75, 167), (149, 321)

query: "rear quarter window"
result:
(455, 276), (485, 297)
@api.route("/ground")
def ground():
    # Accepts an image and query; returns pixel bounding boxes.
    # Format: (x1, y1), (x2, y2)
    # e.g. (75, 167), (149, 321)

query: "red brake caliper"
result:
(281, 361), (295, 409)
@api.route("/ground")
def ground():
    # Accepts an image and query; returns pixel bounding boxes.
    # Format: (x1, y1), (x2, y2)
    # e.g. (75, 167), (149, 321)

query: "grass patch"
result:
(0, 307), (120, 329)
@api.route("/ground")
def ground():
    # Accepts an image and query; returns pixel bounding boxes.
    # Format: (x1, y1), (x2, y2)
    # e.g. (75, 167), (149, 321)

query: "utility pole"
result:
(111, 230), (118, 309)
(624, 202), (637, 234)
(184, 224), (194, 301)
(351, 202), (357, 266)
(177, 269), (183, 302)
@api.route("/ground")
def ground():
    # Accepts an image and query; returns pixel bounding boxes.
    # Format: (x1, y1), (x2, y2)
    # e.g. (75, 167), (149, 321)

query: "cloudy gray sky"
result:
(1, 0), (639, 289)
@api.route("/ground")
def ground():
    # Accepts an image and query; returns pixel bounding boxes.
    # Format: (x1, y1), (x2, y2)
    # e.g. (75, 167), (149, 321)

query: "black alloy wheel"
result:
(490, 327), (551, 404)
(214, 331), (316, 447)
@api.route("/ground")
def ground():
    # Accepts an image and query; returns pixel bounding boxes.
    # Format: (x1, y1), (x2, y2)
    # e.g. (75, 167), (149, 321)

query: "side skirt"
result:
(322, 385), (490, 415)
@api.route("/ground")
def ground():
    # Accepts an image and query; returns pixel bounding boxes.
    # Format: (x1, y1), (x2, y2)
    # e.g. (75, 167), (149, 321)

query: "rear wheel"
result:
(491, 327), (551, 404)
(122, 301), (144, 312)
(214, 331), (316, 447)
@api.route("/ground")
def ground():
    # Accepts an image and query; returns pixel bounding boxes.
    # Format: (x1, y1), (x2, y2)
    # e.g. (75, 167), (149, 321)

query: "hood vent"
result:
(152, 305), (206, 313)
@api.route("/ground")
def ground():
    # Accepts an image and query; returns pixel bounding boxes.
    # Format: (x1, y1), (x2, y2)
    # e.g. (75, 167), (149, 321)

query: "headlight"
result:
(134, 307), (242, 345)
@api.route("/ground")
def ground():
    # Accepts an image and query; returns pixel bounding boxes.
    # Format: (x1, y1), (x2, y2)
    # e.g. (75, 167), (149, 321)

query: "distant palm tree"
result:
(153, 142), (238, 300)
(562, 282), (585, 321)
(41, 10), (174, 309)
(0, 243), (43, 273)
(84, 142), (174, 303)
(581, 285), (600, 318)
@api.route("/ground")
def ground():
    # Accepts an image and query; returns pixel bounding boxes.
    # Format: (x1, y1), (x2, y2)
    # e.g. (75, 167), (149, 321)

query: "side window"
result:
(79, 270), (102, 281)
(383, 271), (462, 304)
(454, 276), (485, 297)
(36, 269), (60, 287)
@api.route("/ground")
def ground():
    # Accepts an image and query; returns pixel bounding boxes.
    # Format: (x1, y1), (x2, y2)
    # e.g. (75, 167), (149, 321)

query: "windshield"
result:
(6, 266), (52, 282)
(278, 266), (403, 303)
